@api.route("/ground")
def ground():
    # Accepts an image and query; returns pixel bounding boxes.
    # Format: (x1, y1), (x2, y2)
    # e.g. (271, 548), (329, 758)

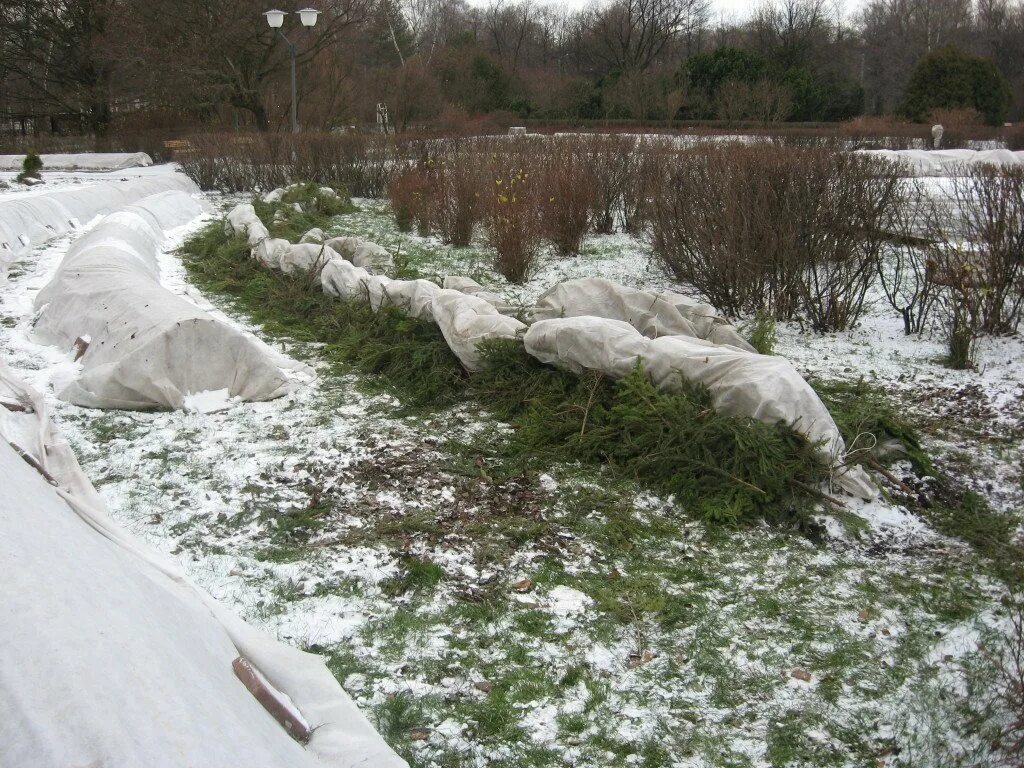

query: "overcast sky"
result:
(466, 0), (869, 21)
(709, 0), (866, 21)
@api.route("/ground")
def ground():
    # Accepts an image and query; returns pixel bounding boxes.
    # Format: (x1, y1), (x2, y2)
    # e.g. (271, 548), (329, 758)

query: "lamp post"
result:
(264, 8), (320, 133)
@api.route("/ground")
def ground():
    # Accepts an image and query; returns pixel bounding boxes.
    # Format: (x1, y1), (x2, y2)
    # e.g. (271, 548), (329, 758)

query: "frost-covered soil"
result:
(1, 175), (1022, 768)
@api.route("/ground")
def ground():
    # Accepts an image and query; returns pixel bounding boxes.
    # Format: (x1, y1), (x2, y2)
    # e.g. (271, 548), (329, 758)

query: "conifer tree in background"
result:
(902, 45), (1012, 126)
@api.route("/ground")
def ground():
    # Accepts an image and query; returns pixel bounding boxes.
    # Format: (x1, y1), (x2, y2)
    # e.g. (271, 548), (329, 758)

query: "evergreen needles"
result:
(181, 220), (828, 525)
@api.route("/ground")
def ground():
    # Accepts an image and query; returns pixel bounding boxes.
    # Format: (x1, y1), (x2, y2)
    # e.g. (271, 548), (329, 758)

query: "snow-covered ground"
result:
(0, 163), (187, 198)
(339, 197), (1023, 514)
(1, 169), (1021, 767)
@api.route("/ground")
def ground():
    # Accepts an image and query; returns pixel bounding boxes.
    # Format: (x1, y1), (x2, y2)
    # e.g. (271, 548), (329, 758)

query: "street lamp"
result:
(264, 8), (320, 132)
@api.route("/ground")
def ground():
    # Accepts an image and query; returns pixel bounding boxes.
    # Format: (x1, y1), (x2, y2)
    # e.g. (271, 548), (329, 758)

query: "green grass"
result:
(179, 205), (1022, 578)
(381, 555), (446, 597)
(745, 311), (777, 356)
(252, 182), (355, 241)
(814, 377), (931, 472)
(180, 221), (830, 525)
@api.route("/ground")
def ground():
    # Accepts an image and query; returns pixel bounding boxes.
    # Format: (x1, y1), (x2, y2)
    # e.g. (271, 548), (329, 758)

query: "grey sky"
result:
(465, 0), (868, 21)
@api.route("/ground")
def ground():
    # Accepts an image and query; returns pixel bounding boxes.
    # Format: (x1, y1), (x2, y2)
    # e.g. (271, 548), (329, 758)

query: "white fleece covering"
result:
(443, 275), (515, 314)
(0, 360), (407, 768)
(278, 243), (340, 276)
(33, 192), (312, 409)
(532, 278), (755, 352)
(524, 316), (875, 498)
(0, 152), (153, 172)
(431, 289), (527, 370)
(856, 148), (1024, 176)
(0, 172), (198, 275)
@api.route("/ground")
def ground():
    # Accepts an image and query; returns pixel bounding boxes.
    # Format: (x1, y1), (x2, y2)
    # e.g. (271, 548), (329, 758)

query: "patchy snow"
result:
(183, 388), (236, 413)
(545, 586), (594, 616)
(1, 177), (1021, 768)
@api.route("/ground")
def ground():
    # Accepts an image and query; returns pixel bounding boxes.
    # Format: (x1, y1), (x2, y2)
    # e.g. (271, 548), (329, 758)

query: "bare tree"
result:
(0, 0), (118, 132)
(400, 0), (470, 63)
(482, 0), (538, 75)
(752, 0), (831, 68)
(111, 0), (368, 130)
(589, 0), (710, 75)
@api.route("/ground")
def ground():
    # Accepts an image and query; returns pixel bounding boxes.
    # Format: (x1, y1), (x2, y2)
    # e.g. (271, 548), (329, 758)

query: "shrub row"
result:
(384, 135), (662, 282)
(179, 207), (1020, 564)
(178, 133), (1023, 350)
(179, 220), (830, 525)
(177, 132), (397, 196)
(651, 144), (1023, 348)
(649, 143), (908, 332)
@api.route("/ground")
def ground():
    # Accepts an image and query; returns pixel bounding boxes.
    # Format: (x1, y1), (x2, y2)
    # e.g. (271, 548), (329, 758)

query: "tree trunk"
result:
(89, 99), (112, 135)
(231, 93), (270, 131)
(253, 102), (270, 131)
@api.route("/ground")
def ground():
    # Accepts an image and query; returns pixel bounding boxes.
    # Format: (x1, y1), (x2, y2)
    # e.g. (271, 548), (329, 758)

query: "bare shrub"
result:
(587, 134), (638, 234)
(927, 164), (1024, 336)
(841, 115), (929, 150)
(926, 108), (986, 149)
(387, 167), (430, 233)
(538, 138), (595, 255)
(175, 133), (273, 192)
(622, 140), (660, 236)
(876, 179), (939, 335)
(649, 143), (807, 320)
(177, 132), (401, 196)
(652, 145), (763, 317)
(484, 152), (543, 283)
(650, 142), (908, 330)
(427, 146), (483, 247)
(796, 153), (908, 332)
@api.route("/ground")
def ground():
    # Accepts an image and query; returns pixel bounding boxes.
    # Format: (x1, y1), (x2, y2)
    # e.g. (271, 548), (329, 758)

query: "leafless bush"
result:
(649, 142), (909, 330)
(796, 153), (908, 332)
(387, 167), (430, 233)
(622, 141), (660, 236)
(484, 151), (543, 283)
(538, 139), (595, 255)
(927, 164), (1024, 336)
(586, 134), (638, 234)
(177, 132), (401, 196)
(650, 143), (787, 318)
(426, 145), (483, 247)
(841, 116), (930, 150)
(876, 180), (940, 335)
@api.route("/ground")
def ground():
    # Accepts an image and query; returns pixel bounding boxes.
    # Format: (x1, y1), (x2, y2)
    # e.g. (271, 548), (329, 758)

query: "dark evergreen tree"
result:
(901, 45), (1011, 125)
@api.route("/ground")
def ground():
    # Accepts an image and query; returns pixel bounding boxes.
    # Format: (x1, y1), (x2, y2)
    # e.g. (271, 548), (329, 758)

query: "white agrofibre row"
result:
(858, 147), (1024, 176)
(0, 360), (407, 768)
(225, 201), (876, 499)
(30, 189), (313, 409)
(0, 171), (197, 275)
(0, 151), (154, 172)
(1, 166), (408, 768)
